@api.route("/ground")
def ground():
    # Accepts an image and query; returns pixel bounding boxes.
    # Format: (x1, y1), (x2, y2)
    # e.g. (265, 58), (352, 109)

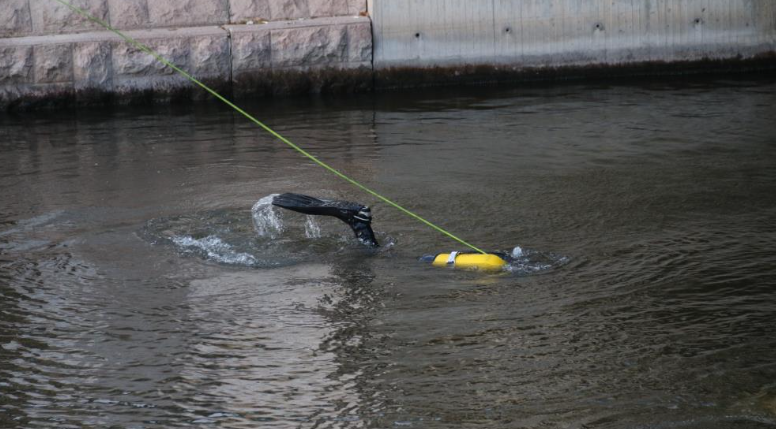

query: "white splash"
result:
(503, 245), (566, 274)
(304, 216), (321, 238)
(511, 246), (524, 258)
(251, 194), (284, 238)
(172, 235), (257, 266)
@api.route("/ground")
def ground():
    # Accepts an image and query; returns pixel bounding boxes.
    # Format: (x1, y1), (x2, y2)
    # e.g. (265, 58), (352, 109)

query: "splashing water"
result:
(142, 195), (365, 268)
(504, 245), (568, 274)
(511, 246), (523, 258)
(251, 194), (322, 240)
(146, 196), (564, 274)
(251, 194), (284, 238)
(172, 235), (257, 266)
(305, 216), (322, 238)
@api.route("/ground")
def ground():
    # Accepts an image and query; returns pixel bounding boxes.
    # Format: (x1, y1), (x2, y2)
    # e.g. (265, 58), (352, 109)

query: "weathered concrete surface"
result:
(368, 0), (776, 86)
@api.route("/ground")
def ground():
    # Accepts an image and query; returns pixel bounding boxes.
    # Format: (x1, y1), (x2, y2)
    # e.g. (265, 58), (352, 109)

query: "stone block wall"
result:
(1, 0), (367, 37)
(228, 18), (371, 94)
(0, 0), (371, 109)
(3, 0), (776, 109)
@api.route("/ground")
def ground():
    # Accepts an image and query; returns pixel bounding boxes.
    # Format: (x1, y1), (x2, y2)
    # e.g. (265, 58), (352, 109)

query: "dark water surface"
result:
(1, 77), (776, 428)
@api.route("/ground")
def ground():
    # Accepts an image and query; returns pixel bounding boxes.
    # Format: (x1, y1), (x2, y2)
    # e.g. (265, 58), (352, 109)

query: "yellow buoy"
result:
(430, 252), (507, 271)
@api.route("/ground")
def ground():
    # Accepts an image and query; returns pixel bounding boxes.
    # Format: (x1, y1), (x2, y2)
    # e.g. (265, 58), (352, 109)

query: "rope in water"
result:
(53, 0), (487, 254)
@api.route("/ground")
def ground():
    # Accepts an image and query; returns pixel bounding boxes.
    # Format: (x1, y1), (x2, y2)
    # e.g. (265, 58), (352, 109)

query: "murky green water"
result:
(1, 76), (776, 428)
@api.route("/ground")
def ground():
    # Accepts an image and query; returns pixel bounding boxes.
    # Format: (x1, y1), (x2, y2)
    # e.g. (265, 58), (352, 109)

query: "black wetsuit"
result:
(272, 193), (512, 265)
(272, 193), (378, 247)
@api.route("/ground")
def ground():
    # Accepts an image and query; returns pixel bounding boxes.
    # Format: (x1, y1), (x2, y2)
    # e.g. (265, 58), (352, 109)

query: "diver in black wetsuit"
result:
(272, 193), (379, 247)
(272, 193), (511, 270)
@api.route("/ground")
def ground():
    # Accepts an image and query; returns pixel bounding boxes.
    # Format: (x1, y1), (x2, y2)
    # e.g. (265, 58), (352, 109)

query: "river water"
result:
(1, 76), (775, 428)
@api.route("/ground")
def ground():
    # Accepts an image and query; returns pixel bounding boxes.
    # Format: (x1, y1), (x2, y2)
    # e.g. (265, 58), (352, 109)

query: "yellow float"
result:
(429, 252), (508, 271)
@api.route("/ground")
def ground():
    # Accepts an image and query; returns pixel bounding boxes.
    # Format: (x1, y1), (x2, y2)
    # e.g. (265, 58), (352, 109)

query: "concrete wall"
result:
(0, 0), (370, 109)
(368, 0), (776, 70)
(2, 0), (776, 109)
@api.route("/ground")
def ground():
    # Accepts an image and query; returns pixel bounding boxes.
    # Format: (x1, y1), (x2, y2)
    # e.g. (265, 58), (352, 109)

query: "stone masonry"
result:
(2, 0), (775, 110)
(0, 0), (371, 109)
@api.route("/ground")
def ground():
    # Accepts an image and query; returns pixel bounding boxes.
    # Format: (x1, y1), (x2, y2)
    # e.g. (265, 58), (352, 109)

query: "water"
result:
(1, 76), (775, 428)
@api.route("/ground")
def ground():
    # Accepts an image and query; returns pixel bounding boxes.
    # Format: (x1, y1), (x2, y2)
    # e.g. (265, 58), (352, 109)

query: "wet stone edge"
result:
(2, 53), (775, 112)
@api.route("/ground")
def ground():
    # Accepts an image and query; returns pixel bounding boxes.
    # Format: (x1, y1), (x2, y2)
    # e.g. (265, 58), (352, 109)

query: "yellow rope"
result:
(53, 0), (487, 254)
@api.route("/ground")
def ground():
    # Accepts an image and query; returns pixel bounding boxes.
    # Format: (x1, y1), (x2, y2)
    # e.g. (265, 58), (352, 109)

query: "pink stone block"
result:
(0, 0), (32, 37)
(190, 35), (230, 76)
(74, 41), (113, 89)
(30, 0), (108, 34)
(34, 44), (74, 83)
(269, 0), (308, 21)
(308, 0), (350, 18)
(113, 38), (189, 76)
(0, 46), (33, 85)
(147, 0), (229, 27)
(271, 24), (348, 68)
(230, 27), (272, 72)
(108, 0), (149, 29)
(229, 0), (271, 23)
(347, 21), (372, 63)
